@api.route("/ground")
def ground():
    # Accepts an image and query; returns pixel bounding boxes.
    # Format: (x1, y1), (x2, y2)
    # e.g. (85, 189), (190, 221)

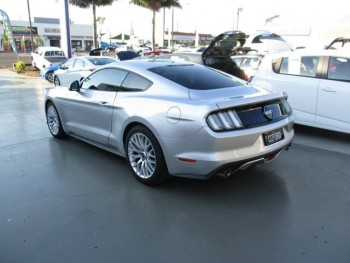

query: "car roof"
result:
(263, 49), (350, 59)
(36, 46), (63, 51)
(94, 60), (204, 77)
(105, 59), (193, 71)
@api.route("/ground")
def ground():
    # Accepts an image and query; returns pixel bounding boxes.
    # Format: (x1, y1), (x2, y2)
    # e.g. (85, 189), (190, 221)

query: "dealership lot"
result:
(0, 69), (349, 263)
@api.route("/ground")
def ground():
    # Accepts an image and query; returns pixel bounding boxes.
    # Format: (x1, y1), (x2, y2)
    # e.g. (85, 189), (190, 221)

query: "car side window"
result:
(74, 59), (85, 68)
(81, 68), (128, 91)
(278, 56), (319, 77)
(328, 56), (350, 81)
(300, 56), (319, 77)
(121, 73), (152, 91)
(64, 59), (76, 69)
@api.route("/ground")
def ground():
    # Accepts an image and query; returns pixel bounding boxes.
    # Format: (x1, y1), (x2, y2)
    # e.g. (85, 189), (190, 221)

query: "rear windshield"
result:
(148, 64), (241, 90)
(87, 57), (116, 65)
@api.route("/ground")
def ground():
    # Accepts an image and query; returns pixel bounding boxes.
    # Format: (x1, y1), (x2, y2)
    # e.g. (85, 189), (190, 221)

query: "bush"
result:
(14, 61), (26, 71)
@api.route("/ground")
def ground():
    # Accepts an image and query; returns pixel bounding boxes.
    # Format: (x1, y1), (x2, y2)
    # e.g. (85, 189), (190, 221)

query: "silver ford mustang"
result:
(45, 60), (294, 185)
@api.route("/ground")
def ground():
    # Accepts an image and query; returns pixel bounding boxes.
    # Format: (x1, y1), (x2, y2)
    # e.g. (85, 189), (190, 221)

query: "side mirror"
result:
(69, 80), (80, 92)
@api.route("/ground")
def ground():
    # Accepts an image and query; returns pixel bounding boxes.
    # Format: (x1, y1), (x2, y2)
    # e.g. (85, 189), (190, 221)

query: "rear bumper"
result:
(161, 118), (294, 179)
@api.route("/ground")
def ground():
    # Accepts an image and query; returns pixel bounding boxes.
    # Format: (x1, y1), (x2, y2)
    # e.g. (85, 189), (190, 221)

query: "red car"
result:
(144, 50), (171, 56)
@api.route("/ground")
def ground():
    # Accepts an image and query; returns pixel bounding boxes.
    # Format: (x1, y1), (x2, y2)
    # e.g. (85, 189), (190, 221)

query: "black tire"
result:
(46, 102), (67, 139)
(125, 126), (169, 186)
(45, 71), (54, 83)
(54, 75), (60, 86)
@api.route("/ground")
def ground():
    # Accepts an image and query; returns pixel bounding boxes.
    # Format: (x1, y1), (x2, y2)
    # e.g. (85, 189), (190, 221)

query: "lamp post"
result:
(171, 7), (174, 49)
(26, 0), (34, 52)
(236, 8), (243, 31)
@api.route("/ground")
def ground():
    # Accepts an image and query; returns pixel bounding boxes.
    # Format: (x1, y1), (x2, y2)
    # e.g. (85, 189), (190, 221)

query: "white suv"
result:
(251, 49), (350, 134)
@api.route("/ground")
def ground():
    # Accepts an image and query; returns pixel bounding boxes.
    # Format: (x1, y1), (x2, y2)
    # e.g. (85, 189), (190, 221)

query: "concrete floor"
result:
(0, 69), (350, 263)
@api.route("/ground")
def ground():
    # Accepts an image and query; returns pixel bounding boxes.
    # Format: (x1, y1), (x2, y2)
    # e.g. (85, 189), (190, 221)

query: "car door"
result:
(63, 68), (129, 144)
(62, 58), (87, 86)
(316, 56), (350, 132)
(57, 58), (76, 86)
(270, 55), (321, 125)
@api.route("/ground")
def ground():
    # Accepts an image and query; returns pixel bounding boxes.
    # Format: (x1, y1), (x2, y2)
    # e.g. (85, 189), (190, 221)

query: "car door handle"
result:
(322, 88), (336, 93)
(98, 101), (110, 106)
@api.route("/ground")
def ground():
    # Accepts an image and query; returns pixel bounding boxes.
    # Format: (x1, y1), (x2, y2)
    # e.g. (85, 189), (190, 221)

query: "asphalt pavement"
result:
(0, 68), (350, 263)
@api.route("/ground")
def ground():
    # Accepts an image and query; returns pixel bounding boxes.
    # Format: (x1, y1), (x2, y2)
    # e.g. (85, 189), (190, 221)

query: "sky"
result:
(1, 0), (350, 45)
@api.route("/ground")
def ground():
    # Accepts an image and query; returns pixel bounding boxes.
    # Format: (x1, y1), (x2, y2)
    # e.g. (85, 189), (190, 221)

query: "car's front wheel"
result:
(46, 102), (66, 139)
(45, 71), (54, 83)
(125, 126), (169, 185)
(54, 75), (60, 86)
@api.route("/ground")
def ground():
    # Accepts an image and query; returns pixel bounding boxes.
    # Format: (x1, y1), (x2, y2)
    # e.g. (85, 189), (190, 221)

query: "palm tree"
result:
(69, 0), (115, 48)
(130, 0), (181, 50)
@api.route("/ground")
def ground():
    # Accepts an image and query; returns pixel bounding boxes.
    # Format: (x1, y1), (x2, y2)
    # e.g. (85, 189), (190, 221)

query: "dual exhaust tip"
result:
(217, 144), (291, 178)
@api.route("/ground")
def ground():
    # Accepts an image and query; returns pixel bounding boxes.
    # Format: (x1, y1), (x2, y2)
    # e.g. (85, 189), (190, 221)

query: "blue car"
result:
(40, 60), (67, 83)
(100, 42), (115, 49)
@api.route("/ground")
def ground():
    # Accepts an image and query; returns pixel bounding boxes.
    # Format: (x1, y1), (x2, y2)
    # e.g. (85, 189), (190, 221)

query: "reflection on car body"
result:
(45, 60), (294, 185)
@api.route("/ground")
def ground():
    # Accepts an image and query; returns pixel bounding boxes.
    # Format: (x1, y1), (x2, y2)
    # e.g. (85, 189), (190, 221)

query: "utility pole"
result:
(26, 0), (34, 51)
(237, 8), (243, 31)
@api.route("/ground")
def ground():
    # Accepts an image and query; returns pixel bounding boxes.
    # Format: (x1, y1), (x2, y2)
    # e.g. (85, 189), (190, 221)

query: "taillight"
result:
(242, 69), (249, 81)
(206, 109), (243, 131)
(280, 99), (293, 115)
(329, 65), (336, 70)
(89, 68), (95, 72)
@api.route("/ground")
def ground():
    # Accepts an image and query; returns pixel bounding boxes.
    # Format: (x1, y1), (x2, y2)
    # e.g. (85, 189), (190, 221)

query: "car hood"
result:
(202, 31), (247, 59)
(188, 85), (281, 109)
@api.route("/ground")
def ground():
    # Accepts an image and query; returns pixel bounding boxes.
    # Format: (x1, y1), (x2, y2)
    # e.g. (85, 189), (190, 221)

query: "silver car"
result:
(53, 56), (117, 87)
(45, 60), (294, 185)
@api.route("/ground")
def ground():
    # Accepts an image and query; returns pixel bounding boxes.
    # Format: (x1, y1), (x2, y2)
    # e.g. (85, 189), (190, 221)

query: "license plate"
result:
(263, 128), (284, 146)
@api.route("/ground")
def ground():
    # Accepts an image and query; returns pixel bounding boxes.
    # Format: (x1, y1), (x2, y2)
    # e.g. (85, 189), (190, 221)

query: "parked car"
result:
(243, 30), (293, 54)
(160, 51), (248, 81)
(325, 36), (350, 50)
(231, 54), (264, 80)
(89, 47), (116, 58)
(250, 49), (350, 134)
(45, 60), (294, 185)
(99, 42), (115, 49)
(144, 50), (171, 56)
(53, 56), (117, 87)
(40, 59), (68, 83)
(161, 31), (287, 81)
(116, 50), (140, 61)
(31, 46), (67, 70)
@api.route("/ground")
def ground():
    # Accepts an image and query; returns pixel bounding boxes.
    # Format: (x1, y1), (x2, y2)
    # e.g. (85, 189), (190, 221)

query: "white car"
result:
(53, 56), (117, 87)
(251, 49), (350, 134)
(31, 46), (67, 70)
(244, 30), (293, 54)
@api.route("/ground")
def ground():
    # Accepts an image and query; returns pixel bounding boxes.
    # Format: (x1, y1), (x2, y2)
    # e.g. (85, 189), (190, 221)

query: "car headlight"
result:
(206, 109), (243, 131)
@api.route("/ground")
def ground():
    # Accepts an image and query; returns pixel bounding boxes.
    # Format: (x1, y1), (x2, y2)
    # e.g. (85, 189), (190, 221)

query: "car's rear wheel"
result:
(125, 126), (169, 185)
(54, 76), (60, 86)
(45, 71), (54, 83)
(46, 102), (66, 139)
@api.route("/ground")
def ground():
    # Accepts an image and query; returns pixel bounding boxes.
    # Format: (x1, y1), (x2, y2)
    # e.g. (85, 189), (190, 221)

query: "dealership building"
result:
(1, 16), (216, 53)
(0, 17), (93, 52)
